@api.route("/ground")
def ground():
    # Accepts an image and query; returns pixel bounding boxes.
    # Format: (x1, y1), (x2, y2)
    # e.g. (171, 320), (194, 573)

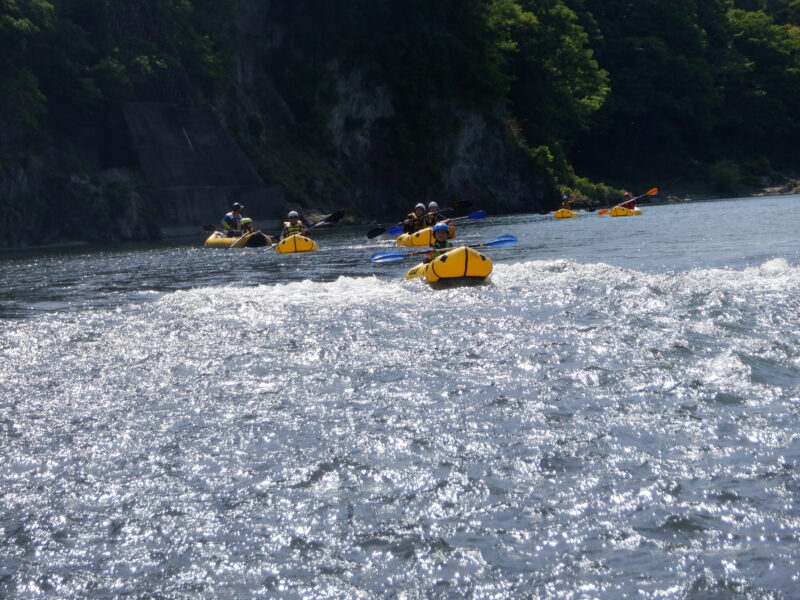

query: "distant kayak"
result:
(276, 234), (319, 253)
(554, 209), (578, 219)
(405, 246), (492, 284)
(204, 231), (272, 248)
(609, 206), (642, 217)
(396, 224), (457, 247)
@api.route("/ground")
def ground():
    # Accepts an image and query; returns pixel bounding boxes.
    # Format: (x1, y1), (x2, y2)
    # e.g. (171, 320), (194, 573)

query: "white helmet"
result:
(288, 211), (299, 218)
(428, 201), (439, 209)
(414, 203), (426, 212)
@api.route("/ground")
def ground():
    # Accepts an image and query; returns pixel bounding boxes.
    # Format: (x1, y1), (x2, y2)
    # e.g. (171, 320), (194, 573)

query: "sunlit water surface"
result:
(2, 197), (800, 598)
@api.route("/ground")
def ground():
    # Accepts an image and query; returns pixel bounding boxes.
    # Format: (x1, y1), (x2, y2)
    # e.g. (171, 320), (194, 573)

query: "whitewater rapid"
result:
(2, 197), (799, 598)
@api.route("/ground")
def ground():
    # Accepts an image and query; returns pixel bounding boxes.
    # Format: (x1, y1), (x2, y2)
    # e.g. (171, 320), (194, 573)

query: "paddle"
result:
(383, 209), (487, 236)
(203, 223), (240, 236)
(366, 201), (473, 239)
(370, 235), (517, 263)
(202, 223), (243, 243)
(307, 209), (345, 231)
(272, 209), (345, 243)
(228, 230), (251, 248)
(598, 187), (658, 215)
(250, 209), (343, 249)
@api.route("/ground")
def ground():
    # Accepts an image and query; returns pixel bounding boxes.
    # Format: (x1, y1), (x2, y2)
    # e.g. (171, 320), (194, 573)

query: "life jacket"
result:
(221, 211), (241, 231)
(424, 212), (443, 227)
(404, 213), (426, 234)
(560, 201), (571, 210)
(426, 239), (452, 262)
(282, 221), (304, 237)
(622, 201), (635, 209)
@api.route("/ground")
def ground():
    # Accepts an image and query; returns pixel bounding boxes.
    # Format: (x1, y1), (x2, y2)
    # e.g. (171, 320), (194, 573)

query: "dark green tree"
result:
(0, 0), (54, 131)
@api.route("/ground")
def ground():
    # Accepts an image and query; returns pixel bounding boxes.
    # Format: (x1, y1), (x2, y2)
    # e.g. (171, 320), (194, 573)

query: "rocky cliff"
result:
(214, 0), (556, 218)
(0, 0), (557, 248)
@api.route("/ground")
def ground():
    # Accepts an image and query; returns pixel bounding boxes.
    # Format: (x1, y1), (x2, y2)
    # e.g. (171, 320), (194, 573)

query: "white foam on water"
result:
(2, 250), (800, 598)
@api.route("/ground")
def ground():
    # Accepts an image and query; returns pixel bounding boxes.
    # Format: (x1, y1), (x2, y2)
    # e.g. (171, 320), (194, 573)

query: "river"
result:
(1, 196), (799, 598)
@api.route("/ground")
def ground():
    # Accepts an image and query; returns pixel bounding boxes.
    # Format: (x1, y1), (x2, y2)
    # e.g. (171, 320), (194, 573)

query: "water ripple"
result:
(2, 200), (800, 597)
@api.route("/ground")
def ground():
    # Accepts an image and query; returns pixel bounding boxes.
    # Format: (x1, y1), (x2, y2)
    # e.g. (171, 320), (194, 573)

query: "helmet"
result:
(232, 202), (244, 210)
(562, 195), (568, 201)
(240, 217), (252, 225)
(288, 211), (299, 218)
(428, 201), (439, 209)
(432, 223), (449, 233)
(415, 203), (426, 212)
(623, 193), (631, 199)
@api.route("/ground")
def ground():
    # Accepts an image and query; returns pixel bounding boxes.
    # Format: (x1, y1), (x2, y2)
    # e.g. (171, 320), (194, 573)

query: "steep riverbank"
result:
(0, 2), (557, 250)
(3, 1), (799, 250)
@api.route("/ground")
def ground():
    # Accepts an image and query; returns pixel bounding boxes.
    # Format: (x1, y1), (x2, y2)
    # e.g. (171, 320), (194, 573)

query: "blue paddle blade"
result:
(386, 225), (404, 236)
(483, 235), (517, 247)
(468, 210), (487, 219)
(370, 251), (408, 263)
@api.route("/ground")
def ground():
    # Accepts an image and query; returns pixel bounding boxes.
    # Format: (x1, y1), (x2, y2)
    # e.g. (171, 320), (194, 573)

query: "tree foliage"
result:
(0, 0), (54, 129)
(570, 0), (800, 182)
(1, 0), (799, 192)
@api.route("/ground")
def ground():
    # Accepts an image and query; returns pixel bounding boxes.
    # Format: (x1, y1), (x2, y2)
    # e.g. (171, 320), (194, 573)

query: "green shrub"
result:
(710, 160), (743, 195)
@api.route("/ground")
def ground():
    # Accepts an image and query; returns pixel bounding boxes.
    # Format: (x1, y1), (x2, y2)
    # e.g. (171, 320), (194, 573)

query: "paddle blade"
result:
(468, 210), (487, 219)
(310, 210), (345, 229)
(646, 187), (659, 195)
(370, 251), (408, 264)
(322, 210), (345, 224)
(598, 209), (609, 215)
(483, 235), (517, 247)
(366, 227), (386, 239)
(386, 225), (404, 236)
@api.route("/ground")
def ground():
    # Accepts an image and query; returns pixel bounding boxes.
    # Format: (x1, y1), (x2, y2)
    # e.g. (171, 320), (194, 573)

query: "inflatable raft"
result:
(554, 209), (578, 219)
(405, 246), (492, 284)
(396, 223), (457, 247)
(276, 234), (319, 253)
(204, 231), (273, 248)
(609, 206), (642, 217)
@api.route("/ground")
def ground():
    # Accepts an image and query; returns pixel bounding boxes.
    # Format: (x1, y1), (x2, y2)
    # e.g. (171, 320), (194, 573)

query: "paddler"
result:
(403, 203), (427, 234)
(560, 195), (572, 210)
(424, 201), (445, 227)
(620, 192), (636, 210)
(239, 217), (254, 235)
(424, 223), (452, 263)
(280, 211), (308, 240)
(221, 202), (244, 237)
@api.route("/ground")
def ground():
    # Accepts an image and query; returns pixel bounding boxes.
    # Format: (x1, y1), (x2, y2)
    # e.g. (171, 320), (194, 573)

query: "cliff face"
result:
(0, 121), (158, 248)
(0, 0), (556, 248)
(218, 0), (556, 218)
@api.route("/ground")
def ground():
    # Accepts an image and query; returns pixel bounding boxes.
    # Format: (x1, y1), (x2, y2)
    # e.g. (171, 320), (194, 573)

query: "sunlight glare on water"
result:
(1, 196), (799, 598)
